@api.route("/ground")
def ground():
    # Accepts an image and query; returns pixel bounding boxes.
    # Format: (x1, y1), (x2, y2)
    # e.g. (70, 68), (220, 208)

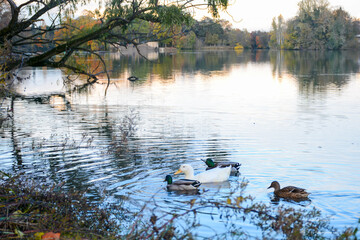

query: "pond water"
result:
(1, 50), (360, 237)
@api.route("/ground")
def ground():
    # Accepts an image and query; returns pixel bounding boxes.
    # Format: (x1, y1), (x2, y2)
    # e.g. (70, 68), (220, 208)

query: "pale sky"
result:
(195, 0), (360, 31)
(74, 0), (360, 31)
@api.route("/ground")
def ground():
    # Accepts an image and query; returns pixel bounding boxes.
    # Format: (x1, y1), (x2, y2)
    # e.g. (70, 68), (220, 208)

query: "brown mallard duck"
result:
(203, 158), (241, 173)
(268, 181), (310, 199)
(164, 175), (201, 191)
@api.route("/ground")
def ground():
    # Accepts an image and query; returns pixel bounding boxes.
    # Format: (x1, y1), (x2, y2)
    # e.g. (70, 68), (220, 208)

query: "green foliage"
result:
(189, 18), (267, 49)
(156, 5), (193, 27)
(270, 0), (359, 50)
(207, 0), (228, 18)
(205, 32), (220, 45)
(269, 15), (285, 49)
(192, 17), (224, 42)
(175, 31), (197, 49)
(184, 31), (197, 49)
(227, 29), (251, 48)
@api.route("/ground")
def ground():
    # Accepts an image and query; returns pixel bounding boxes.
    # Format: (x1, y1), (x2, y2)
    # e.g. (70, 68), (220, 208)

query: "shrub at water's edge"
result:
(0, 171), (358, 239)
(0, 171), (122, 239)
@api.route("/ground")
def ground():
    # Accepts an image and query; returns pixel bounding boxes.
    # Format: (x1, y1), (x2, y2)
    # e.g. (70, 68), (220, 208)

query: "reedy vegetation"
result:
(0, 171), (359, 239)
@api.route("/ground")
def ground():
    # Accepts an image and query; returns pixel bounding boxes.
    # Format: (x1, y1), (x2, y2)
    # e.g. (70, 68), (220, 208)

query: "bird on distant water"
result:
(267, 181), (310, 199)
(164, 175), (201, 191)
(203, 158), (241, 173)
(127, 76), (139, 81)
(174, 164), (231, 183)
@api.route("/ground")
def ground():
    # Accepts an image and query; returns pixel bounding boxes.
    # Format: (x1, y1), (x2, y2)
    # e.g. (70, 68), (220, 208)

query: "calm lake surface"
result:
(1, 50), (360, 237)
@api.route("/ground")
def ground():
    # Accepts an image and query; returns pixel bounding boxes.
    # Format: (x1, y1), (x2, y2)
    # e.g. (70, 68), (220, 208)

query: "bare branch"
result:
(72, 47), (111, 95)
(6, 0), (19, 28)
(0, 0), (69, 39)
(18, 0), (41, 10)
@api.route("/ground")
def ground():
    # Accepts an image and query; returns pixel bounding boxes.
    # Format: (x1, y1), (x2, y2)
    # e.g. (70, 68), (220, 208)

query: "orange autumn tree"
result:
(52, 12), (107, 80)
(54, 11), (102, 51)
(255, 36), (262, 48)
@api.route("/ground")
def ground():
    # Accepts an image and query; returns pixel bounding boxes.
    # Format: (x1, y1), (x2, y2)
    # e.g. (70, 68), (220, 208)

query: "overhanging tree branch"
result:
(1, 0), (230, 95)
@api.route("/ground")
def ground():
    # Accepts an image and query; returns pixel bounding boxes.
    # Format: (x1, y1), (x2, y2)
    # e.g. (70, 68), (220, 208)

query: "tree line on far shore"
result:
(178, 0), (360, 50)
(1, 0), (359, 54)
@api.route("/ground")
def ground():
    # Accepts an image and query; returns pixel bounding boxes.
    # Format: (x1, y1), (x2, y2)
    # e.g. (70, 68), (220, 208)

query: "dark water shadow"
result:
(269, 193), (312, 207)
(166, 188), (201, 196)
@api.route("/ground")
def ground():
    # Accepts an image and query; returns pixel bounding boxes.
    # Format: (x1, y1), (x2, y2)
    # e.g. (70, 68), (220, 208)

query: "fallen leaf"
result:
(41, 232), (60, 240)
(189, 199), (196, 208)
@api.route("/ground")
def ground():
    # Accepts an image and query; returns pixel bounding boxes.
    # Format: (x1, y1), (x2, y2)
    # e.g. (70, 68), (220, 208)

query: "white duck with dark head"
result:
(174, 164), (231, 183)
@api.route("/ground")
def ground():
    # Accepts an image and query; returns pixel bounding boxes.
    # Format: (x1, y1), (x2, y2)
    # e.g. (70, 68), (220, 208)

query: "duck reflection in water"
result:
(269, 195), (312, 207)
(200, 181), (231, 190)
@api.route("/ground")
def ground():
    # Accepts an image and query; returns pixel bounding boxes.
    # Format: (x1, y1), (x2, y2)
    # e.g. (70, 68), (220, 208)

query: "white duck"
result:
(174, 164), (231, 183)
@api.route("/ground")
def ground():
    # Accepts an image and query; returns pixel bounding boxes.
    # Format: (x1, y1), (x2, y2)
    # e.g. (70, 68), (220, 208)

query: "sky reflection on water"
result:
(1, 50), (360, 237)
